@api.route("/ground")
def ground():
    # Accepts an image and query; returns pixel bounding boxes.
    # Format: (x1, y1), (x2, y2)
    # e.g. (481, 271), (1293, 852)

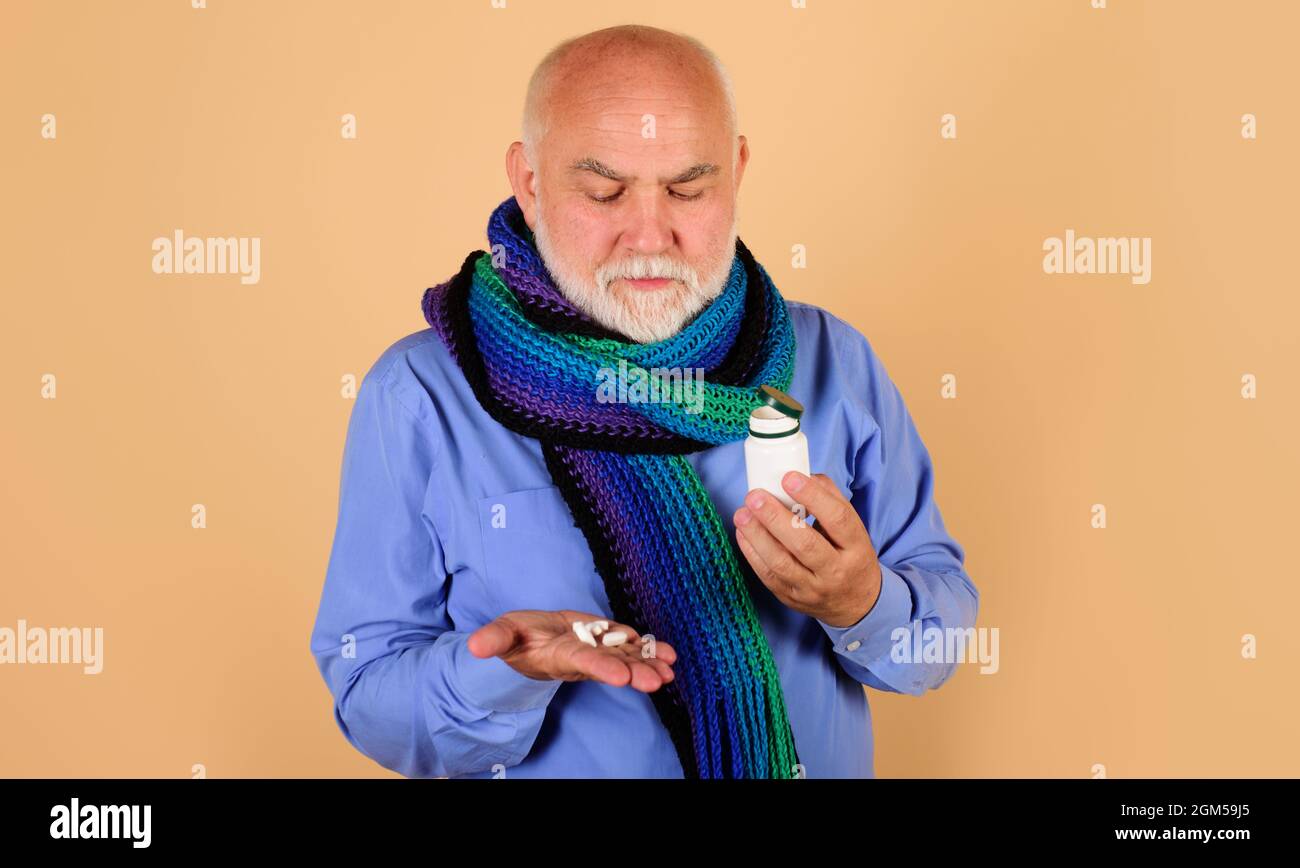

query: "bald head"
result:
(521, 24), (737, 172)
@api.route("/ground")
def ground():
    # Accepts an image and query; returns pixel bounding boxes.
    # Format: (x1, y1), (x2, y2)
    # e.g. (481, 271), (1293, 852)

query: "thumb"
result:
(467, 617), (522, 659)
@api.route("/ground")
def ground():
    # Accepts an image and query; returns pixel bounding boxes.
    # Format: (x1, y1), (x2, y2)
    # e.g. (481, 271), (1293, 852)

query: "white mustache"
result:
(598, 257), (698, 289)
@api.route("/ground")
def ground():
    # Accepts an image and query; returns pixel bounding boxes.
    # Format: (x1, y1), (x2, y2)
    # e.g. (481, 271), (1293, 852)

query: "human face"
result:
(509, 57), (749, 343)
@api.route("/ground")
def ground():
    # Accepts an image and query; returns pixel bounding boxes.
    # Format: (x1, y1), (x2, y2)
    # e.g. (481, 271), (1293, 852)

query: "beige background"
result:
(3, 0), (1296, 777)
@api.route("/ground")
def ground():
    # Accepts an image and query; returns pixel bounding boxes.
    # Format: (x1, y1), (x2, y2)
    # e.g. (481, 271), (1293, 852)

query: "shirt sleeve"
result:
(309, 359), (561, 778)
(814, 317), (981, 696)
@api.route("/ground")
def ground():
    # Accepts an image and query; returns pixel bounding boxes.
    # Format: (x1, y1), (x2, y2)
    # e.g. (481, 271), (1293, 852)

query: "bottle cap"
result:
(757, 384), (804, 420)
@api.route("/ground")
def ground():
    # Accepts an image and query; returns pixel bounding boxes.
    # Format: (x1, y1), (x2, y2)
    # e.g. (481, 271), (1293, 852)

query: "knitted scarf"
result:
(421, 195), (801, 779)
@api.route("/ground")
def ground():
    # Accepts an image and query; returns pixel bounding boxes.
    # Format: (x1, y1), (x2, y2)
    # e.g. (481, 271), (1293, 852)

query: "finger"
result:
(645, 638), (676, 665)
(566, 643), (636, 687)
(739, 487), (837, 573)
(467, 616), (522, 659)
(624, 657), (670, 692)
(641, 656), (675, 683)
(632, 635), (675, 665)
(735, 498), (822, 582)
(735, 522), (799, 602)
(613, 641), (674, 683)
(600, 629), (675, 686)
(781, 472), (867, 550)
(809, 515), (834, 544)
(572, 643), (668, 692)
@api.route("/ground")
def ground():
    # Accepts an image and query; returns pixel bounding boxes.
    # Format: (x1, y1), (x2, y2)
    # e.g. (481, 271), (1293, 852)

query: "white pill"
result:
(572, 620), (597, 647)
(601, 631), (629, 647)
(587, 620), (610, 636)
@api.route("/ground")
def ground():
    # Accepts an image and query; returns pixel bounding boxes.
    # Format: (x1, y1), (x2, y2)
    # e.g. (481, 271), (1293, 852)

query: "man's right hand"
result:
(466, 610), (676, 693)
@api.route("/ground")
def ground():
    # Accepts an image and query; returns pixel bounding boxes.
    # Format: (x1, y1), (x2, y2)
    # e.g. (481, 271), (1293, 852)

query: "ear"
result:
(505, 141), (539, 229)
(733, 134), (750, 191)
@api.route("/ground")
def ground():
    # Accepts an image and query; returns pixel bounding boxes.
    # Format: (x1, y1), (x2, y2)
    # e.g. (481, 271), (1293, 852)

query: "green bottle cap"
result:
(757, 384), (804, 420)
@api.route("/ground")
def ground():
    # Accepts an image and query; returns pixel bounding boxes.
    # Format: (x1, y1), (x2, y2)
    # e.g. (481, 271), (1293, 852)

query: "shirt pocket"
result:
(475, 486), (608, 614)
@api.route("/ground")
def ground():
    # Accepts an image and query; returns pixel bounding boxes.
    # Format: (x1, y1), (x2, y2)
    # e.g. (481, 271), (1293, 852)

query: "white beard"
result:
(532, 200), (738, 344)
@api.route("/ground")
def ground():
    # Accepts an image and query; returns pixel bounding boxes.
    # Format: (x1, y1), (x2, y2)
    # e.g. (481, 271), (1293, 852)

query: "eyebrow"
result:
(568, 157), (721, 185)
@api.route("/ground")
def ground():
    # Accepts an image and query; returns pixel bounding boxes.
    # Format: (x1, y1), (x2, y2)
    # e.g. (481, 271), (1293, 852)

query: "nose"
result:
(620, 190), (674, 256)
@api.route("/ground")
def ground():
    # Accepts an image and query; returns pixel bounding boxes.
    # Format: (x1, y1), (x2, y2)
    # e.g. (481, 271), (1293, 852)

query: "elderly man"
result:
(310, 24), (978, 779)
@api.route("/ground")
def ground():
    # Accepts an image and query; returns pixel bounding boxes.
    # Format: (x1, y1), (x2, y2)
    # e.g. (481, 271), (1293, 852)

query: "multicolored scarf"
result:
(421, 195), (801, 779)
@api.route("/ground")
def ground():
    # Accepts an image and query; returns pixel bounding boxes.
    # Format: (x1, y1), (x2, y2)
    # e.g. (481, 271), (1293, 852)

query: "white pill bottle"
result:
(744, 384), (810, 511)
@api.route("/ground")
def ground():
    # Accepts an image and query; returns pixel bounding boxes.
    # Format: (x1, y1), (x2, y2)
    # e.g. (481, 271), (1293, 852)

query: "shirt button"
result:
(846, 640), (861, 652)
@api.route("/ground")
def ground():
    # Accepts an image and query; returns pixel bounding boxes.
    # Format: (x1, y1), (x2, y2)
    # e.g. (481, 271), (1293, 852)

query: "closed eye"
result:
(588, 189), (703, 203)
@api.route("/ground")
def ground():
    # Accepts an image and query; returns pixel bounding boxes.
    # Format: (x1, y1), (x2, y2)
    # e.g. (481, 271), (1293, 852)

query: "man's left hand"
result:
(733, 471), (882, 629)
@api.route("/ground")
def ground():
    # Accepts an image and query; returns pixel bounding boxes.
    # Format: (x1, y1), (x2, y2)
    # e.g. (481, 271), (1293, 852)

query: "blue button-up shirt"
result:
(310, 300), (979, 778)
